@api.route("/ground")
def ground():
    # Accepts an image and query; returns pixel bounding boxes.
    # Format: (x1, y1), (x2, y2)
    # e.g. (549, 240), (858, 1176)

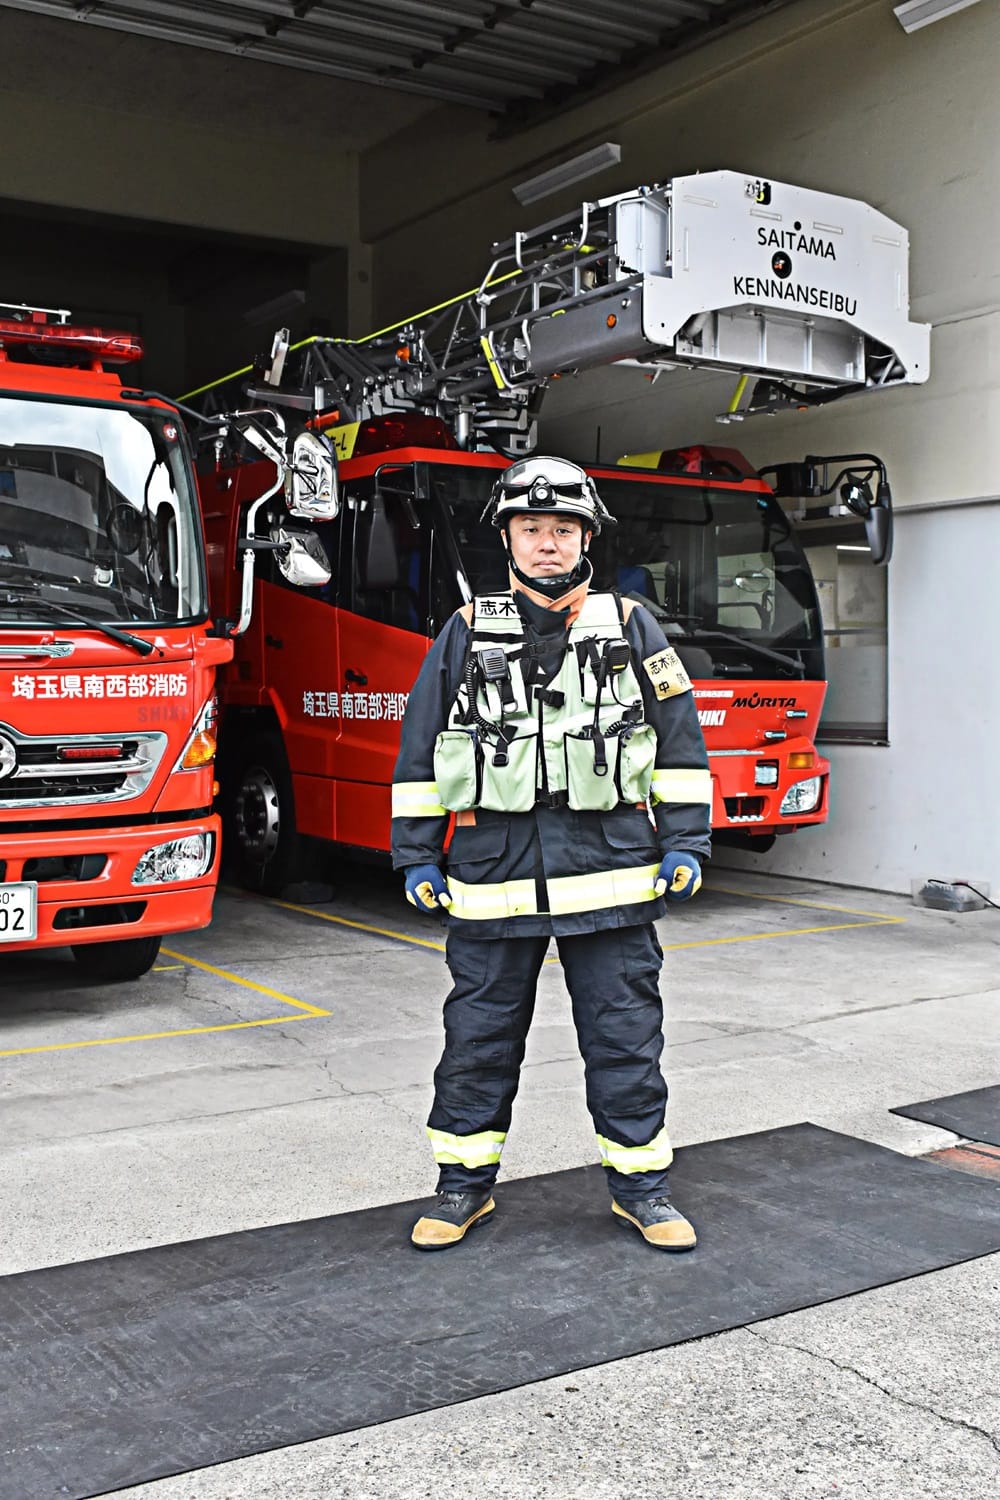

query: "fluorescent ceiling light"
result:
(893, 0), (982, 33)
(513, 143), (621, 206)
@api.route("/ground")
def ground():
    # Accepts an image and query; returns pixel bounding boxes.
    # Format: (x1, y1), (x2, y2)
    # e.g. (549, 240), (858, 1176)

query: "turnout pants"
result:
(428, 924), (672, 1205)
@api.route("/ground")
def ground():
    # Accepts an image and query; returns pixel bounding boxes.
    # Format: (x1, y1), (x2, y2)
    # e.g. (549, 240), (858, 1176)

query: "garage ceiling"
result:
(0, 0), (803, 117)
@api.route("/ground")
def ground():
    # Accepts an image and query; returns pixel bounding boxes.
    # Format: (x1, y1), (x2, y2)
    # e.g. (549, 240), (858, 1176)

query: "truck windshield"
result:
(431, 464), (823, 680)
(0, 395), (206, 627)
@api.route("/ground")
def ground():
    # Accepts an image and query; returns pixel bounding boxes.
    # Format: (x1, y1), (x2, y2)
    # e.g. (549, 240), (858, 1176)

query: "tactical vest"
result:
(433, 592), (656, 814)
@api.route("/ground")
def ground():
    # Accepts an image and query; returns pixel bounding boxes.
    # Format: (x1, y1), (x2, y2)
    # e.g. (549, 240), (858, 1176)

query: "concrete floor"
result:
(1, 865), (998, 1498)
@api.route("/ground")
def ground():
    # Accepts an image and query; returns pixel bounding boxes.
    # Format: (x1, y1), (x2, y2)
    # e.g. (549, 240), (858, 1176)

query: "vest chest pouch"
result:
(478, 733), (538, 813)
(617, 721), (657, 803)
(564, 721), (656, 811)
(564, 731), (619, 812)
(433, 729), (481, 812)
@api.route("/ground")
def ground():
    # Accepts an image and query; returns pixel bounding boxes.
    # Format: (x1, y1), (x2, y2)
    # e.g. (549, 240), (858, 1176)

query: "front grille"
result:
(0, 724), (166, 809)
(22, 854), (108, 883)
(52, 901), (146, 931)
(724, 795), (766, 823)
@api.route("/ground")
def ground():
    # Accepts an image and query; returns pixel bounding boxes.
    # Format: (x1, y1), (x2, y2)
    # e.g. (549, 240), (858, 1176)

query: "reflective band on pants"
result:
(650, 767), (713, 805)
(447, 862), (660, 922)
(392, 780), (447, 818)
(427, 1126), (507, 1167)
(596, 1123), (673, 1174)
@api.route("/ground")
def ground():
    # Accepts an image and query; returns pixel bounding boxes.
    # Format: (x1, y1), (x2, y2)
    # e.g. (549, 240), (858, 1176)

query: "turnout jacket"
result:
(391, 582), (712, 938)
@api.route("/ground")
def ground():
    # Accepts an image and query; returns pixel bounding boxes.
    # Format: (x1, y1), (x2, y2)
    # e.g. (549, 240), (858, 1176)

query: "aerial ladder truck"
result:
(188, 170), (929, 893)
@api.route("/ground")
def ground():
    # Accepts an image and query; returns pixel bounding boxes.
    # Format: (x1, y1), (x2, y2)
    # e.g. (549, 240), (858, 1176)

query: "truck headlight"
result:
(780, 776), (822, 815)
(132, 833), (214, 885)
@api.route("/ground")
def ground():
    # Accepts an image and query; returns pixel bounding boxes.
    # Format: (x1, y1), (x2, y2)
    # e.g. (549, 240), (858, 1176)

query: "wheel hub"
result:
(235, 766), (281, 862)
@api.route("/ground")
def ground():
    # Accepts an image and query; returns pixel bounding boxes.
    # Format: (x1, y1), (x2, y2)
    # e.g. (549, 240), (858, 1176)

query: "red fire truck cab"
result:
(202, 418), (842, 894)
(0, 306), (231, 981)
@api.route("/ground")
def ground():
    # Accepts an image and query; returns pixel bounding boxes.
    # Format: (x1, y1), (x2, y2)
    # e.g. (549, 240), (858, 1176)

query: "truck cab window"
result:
(349, 477), (430, 634)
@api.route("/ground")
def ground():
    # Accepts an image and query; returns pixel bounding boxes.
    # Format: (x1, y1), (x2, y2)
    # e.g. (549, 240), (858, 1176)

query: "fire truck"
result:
(0, 304), (336, 979)
(189, 170), (929, 894)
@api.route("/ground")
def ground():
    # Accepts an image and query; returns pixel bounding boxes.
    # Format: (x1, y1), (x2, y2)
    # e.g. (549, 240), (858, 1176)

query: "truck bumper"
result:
(709, 751), (831, 836)
(0, 815), (222, 954)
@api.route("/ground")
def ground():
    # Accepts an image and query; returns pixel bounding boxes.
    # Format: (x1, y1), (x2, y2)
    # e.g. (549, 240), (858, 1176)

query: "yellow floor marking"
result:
(160, 947), (331, 1016)
(269, 897), (447, 953)
(663, 916), (902, 952)
(0, 948), (329, 1060)
(0, 1014), (317, 1060)
(706, 882), (904, 923)
(269, 896), (565, 963)
(153, 963), (185, 972)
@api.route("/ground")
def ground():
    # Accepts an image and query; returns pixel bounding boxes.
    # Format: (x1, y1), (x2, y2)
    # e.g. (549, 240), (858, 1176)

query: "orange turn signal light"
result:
(182, 731), (217, 769)
(788, 751), (815, 770)
(606, 314), (617, 328)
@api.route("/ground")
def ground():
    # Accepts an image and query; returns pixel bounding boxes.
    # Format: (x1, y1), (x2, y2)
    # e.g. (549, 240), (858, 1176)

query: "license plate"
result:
(0, 882), (37, 943)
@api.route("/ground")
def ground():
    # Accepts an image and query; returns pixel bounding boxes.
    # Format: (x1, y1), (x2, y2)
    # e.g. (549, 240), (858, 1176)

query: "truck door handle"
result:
(345, 668), (368, 685)
(265, 634), (283, 649)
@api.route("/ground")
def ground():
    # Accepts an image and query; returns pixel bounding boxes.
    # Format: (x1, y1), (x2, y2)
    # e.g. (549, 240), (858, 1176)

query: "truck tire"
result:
(72, 935), (162, 983)
(228, 730), (304, 895)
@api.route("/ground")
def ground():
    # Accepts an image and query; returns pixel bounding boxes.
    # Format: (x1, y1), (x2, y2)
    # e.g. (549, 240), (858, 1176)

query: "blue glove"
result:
(654, 852), (702, 902)
(404, 863), (452, 912)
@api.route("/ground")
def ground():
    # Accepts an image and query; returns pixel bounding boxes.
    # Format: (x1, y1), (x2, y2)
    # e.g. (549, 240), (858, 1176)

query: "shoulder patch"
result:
(642, 645), (692, 700)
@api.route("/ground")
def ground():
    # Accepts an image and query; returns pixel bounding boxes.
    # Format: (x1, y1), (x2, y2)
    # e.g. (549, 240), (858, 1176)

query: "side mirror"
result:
(865, 503), (893, 566)
(733, 570), (771, 594)
(840, 478), (873, 515)
(285, 429), (340, 522)
(273, 528), (332, 588)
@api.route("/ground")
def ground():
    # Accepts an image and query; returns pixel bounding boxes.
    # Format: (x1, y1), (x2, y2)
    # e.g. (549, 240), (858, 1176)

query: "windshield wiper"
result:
(0, 582), (154, 656)
(619, 595), (804, 676)
(686, 628), (805, 678)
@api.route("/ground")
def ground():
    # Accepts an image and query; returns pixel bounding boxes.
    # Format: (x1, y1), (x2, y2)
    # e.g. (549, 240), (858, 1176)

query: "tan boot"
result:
(411, 1189), (496, 1250)
(612, 1195), (697, 1251)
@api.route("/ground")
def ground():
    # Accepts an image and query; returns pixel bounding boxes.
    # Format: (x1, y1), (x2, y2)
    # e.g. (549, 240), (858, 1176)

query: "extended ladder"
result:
(187, 169), (929, 454)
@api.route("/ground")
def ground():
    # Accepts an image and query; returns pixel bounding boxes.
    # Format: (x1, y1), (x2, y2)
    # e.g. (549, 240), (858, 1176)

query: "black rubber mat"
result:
(891, 1084), (1000, 1146)
(4, 1122), (1000, 1500)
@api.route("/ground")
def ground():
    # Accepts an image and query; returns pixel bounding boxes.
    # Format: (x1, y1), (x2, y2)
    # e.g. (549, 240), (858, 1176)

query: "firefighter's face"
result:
(506, 513), (590, 578)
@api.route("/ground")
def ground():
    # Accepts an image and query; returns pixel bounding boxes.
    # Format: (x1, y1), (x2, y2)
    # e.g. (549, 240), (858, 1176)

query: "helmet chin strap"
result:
(506, 547), (593, 596)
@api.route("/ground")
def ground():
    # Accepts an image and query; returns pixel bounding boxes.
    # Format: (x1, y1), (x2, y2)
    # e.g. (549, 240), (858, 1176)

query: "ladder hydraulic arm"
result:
(188, 170), (930, 455)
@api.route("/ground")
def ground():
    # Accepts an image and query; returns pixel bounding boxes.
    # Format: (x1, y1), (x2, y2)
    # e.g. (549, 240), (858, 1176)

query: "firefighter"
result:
(391, 456), (712, 1252)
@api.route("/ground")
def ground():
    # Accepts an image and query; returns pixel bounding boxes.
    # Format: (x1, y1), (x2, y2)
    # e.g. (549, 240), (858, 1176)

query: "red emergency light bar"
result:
(347, 414), (459, 457)
(0, 317), (144, 364)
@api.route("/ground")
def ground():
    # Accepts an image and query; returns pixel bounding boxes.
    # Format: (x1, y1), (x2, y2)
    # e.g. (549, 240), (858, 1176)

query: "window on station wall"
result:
(796, 521), (888, 744)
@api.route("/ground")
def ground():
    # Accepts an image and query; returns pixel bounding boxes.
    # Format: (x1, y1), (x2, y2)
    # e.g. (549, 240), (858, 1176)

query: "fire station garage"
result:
(1, 3), (998, 1498)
